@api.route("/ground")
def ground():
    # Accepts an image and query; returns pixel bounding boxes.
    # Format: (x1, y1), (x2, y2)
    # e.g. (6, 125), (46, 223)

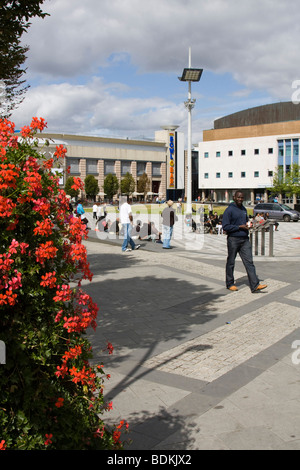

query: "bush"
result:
(0, 118), (127, 450)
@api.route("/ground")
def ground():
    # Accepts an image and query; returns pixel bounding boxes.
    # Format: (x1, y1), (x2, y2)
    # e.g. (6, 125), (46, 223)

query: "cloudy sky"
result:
(10, 0), (300, 143)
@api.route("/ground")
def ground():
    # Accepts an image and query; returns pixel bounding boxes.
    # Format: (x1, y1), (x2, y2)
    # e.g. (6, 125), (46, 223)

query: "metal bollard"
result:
(250, 222), (274, 257)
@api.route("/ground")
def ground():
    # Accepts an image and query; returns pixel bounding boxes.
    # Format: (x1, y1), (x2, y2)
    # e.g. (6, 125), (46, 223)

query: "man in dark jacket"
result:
(222, 191), (267, 293)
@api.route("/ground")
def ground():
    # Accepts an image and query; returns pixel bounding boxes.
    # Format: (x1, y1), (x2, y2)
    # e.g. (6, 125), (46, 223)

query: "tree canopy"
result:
(84, 175), (99, 200)
(0, 1), (48, 116)
(103, 173), (119, 200)
(270, 164), (300, 197)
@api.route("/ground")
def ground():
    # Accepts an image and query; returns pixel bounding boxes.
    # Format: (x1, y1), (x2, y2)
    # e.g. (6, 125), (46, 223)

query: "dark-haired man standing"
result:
(222, 191), (267, 293)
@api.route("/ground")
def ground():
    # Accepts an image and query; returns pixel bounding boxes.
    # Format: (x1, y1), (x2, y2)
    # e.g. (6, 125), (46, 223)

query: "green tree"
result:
(84, 175), (99, 200)
(103, 173), (119, 200)
(0, 0), (48, 116)
(285, 164), (300, 197)
(65, 176), (80, 199)
(137, 172), (150, 196)
(120, 172), (135, 195)
(270, 164), (300, 198)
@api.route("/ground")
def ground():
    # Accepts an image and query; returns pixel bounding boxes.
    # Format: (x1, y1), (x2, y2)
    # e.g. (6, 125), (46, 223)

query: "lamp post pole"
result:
(185, 49), (195, 214)
(178, 48), (202, 215)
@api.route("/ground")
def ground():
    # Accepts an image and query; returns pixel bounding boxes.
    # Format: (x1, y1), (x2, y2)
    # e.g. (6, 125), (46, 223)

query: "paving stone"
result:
(82, 221), (300, 450)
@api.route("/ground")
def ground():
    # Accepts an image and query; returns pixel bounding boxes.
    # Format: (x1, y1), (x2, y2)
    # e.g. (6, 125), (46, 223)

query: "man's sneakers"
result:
(123, 245), (140, 252)
(228, 284), (268, 293)
(253, 284), (268, 293)
(228, 285), (238, 291)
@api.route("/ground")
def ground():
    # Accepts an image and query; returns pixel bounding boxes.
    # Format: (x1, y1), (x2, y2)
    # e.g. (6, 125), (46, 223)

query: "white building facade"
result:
(197, 102), (300, 205)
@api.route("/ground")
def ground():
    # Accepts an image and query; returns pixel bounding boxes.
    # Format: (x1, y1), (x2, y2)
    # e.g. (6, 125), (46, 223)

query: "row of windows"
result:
(67, 158), (162, 177)
(278, 139), (299, 167)
(204, 148), (274, 158)
(204, 170), (273, 179)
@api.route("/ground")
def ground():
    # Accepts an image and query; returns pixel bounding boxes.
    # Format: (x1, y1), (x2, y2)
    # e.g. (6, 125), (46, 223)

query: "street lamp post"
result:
(178, 48), (203, 214)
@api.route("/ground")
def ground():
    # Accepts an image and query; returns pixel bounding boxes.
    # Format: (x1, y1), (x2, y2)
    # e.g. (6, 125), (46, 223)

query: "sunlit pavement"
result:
(83, 215), (300, 450)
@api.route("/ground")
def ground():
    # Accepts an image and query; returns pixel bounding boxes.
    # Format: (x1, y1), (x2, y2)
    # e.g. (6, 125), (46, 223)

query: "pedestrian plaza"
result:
(83, 213), (300, 450)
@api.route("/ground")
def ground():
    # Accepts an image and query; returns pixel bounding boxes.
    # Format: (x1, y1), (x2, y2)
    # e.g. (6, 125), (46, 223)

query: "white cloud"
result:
(12, 77), (186, 137)
(24, 0), (300, 94)
(12, 0), (300, 138)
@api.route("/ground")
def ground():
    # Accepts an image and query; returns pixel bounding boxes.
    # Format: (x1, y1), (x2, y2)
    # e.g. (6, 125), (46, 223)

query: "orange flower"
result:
(44, 434), (53, 446)
(0, 440), (6, 450)
(55, 397), (64, 408)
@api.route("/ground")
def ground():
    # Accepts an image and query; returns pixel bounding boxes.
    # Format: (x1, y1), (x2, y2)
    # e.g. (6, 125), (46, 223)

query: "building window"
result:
(254, 149), (259, 155)
(285, 139), (291, 169)
(268, 170), (273, 177)
(67, 158), (80, 174)
(228, 150), (233, 156)
(121, 161), (131, 175)
(241, 149), (246, 156)
(216, 151), (221, 157)
(86, 159), (98, 174)
(278, 140), (284, 166)
(241, 171), (246, 178)
(104, 160), (115, 175)
(254, 171), (259, 178)
(228, 172), (233, 178)
(204, 173), (209, 179)
(268, 148), (273, 154)
(204, 152), (209, 158)
(152, 162), (161, 176)
(137, 162), (146, 176)
(293, 139), (299, 165)
(216, 172), (221, 178)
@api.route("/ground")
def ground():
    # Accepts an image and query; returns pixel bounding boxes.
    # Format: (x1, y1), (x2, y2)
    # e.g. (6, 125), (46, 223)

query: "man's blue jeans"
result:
(162, 225), (173, 248)
(122, 223), (136, 251)
(226, 236), (259, 292)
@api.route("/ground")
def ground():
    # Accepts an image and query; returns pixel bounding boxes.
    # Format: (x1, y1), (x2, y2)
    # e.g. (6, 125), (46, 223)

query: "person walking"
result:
(119, 196), (140, 252)
(222, 190), (267, 293)
(92, 203), (98, 219)
(161, 200), (177, 249)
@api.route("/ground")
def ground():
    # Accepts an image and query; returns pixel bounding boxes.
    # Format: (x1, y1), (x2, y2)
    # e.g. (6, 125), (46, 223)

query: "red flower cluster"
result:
(33, 219), (54, 237)
(0, 440), (7, 450)
(35, 241), (58, 264)
(71, 176), (84, 191)
(0, 117), (122, 450)
(0, 163), (20, 191)
(40, 271), (57, 288)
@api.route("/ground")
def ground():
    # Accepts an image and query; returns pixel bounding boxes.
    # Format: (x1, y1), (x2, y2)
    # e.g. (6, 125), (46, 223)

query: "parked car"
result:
(253, 203), (300, 222)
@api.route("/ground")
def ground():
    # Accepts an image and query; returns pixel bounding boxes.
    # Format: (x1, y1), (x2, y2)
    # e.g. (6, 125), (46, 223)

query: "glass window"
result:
(228, 172), (233, 178)
(241, 171), (246, 178)
(204, 152), (209, 158)
(254, 149), (259, 155)
(268, 148), (273, 154)
(268, 170), (273, 177)
(228, 150), (233, 156)
(241, 149), (246, 155)
(152, 162), (161, 176)
(278, 140), (284, 166)
(204, 173), (209, 179)
(254, 171), (259, 177)
(67, 158), (80, 174)
(293, 139), (299, 165)
(121, 161), (131, 175)
(137, 162), (146, 176)
(104, 160), (115, 175)
(216, 151), (221, 157)
(216, 172), (221, 178)
(86, 159), (98, 174)
(285, 139), (291, 166)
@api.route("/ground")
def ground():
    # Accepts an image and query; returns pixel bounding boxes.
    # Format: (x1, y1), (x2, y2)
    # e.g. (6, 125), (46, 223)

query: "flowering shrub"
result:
(0, 118), (128, 449)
